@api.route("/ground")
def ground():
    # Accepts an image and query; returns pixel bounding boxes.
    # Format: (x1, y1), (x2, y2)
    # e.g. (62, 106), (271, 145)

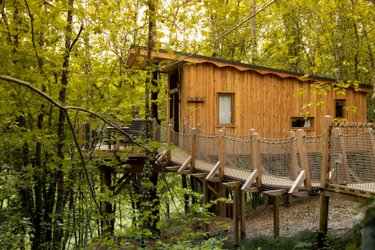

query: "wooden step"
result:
(242, 187), (259, 193)
(291, 191), (310, 197)
(165, 165), (180, 172)
(180, 170), (191, 175)
(263, 189), (285, 197)
(206, 176), (222, 183)
(191, 173), (208, 179)
(223, 181), (241, 188)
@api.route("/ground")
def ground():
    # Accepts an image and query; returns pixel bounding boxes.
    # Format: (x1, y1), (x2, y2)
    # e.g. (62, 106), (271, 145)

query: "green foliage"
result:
(1, 0), (375, 248)
(154, 236), (226, 250)
(240, 230), (317, 250)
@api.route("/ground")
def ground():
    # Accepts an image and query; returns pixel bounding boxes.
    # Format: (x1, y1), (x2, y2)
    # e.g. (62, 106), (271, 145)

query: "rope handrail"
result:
(259, 137), (297, 144)
(331, 122), (375, 128)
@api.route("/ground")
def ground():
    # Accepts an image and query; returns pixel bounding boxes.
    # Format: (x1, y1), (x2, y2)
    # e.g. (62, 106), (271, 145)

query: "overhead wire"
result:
(162, 0), (278, 68)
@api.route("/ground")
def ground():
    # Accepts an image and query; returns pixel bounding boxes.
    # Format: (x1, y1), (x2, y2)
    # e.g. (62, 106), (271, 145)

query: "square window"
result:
(218, 93), (234, 125)
(291, 117), (313, 129)
(335, 100), (345, 118)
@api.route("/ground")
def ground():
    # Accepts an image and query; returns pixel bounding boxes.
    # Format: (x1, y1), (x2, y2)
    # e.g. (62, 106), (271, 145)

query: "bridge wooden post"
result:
(191, 128), (196, 173)
(167, 124), (173, 163)
(218, 129), (225, 178)
(318, 115), (332, 248)
(252, 133), (262, 187)
(217, 129), (226, 217)
(296, 129), (312, 192)
(288, 131), (299, 179)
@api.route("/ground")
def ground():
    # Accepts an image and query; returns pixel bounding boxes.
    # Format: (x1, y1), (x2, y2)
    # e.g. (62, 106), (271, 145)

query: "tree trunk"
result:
(53, 0), (74, 247)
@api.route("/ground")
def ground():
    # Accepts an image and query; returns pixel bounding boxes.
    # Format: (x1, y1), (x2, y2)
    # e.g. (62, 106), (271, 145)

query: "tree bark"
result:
(53, 0), (75, 247)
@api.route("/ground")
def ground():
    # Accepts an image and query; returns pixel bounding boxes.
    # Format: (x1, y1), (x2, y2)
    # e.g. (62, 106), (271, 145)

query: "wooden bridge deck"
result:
(170, 149), (320, 192)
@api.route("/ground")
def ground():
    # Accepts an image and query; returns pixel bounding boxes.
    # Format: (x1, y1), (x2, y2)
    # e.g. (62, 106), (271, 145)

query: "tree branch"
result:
(0, 75), (151, 153)
(69, 25), (83, 53)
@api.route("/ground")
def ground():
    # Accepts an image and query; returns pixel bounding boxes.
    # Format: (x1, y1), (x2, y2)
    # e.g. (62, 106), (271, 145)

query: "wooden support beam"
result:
(203, 178), (209, 234)
(223, 181), (241, 188)
(296, 129), (312, 191)
(318, 115), (332, 248)
(177, 156), (192, 173)
(288, 170), (306, 194)
(240, 191), (246, 239)
(263, 189), (285, 197)
(291, 191), (310, 198)
(191, 173), (208, 179)
(206, 161), (221, 181)
(155, 150), (168, 165)
(323, 188), (372, 202)
(273, 195), (280, 237)
(165, 166), (180, 172)
(241, 169), (258, 191)
(318, 191), (330, 248)
(263, 189), (283, 237)
(233, 184), (240, 247)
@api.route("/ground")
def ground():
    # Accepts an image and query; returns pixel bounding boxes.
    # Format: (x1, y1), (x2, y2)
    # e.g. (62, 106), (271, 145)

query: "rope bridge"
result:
(325, 123), (375, 195)
(83, 118), (375, 196)
(163, 125), (325, 194)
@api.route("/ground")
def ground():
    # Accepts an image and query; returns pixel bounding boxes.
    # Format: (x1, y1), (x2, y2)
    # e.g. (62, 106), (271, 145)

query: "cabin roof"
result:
(127, 46), (371, 90)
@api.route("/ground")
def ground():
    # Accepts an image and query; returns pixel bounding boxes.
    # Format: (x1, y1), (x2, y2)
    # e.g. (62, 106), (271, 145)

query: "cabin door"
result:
(169, 70), (180, 132)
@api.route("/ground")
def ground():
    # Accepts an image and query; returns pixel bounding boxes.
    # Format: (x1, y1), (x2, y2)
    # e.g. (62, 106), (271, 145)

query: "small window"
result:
(291, 117), (313, 129)
(218, 93), (234, 125)
(335, 100), (345, 118)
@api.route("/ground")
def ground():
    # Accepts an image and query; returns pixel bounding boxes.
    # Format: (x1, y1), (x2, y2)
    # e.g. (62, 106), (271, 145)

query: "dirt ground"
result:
(211, 195), (364, 239)
(244, 195), (363, 238)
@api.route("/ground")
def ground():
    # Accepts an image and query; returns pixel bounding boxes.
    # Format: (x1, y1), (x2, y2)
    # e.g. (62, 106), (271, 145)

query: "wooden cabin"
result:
(127, 47), (370, 138)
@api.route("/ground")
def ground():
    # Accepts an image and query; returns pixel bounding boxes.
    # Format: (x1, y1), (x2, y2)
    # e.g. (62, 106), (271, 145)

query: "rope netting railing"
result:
(224, 134), (253, 171)
(168, 126), (192, 165)
(82, 119), (158, 150)
(259, 137), (300, 188)
(195, 130), (219, 165)
(171, 127), (191, 154)
(304, 135), (323, 184)
(328, 124), (375, 193)
(155, 123), (168, 144)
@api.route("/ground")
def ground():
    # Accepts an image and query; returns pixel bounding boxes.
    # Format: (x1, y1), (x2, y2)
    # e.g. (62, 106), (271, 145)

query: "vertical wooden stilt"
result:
(273, 196), (279, 237)
(318, 115), (332, 248)
(233, 184), (240, 247)
(190, 175), (196, 205)
(100, 165), (114, 237)
(318, 192), (329, 248)
(203, 179), (209, 234)
(240, 191), (246, 239)
(182, 175), (189, 214)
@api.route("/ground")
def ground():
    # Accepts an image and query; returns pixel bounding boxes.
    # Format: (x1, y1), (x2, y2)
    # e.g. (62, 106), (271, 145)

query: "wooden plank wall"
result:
(178, 63), (367, 139)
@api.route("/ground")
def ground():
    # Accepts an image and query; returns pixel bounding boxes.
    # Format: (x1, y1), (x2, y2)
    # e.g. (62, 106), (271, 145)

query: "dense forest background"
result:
(0, 0), (375, 249)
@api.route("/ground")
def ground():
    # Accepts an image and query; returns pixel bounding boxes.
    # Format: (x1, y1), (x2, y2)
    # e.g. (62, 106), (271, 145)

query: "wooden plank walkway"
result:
(170, 149), (320, 191)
